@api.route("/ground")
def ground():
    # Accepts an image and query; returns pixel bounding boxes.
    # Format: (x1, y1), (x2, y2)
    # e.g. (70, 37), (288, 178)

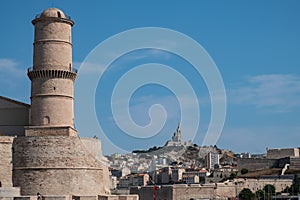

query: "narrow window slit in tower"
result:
(43, 116), (50, 125)
(57, 11), (61, 18)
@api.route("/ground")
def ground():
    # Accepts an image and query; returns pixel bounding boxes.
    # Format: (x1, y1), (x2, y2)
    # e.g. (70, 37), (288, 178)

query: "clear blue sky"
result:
(0, 1), (300, 155)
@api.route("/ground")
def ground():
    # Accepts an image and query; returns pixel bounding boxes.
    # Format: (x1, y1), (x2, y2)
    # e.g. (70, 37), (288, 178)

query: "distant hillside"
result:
(132, 144), (217, 166)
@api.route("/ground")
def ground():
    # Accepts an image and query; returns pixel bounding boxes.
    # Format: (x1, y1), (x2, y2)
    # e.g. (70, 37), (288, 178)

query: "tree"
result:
(241, 168), (249, 175)
(263, 184), (275, 200)
(255, 189), (265, 200)
(289, 174), (300, 195)
(292, 174), (300, 194)
(239, 188), (256, 200)
(282, 186), (291, 193)
(263, 184), (275, 195)
(229, 172), (237, 180)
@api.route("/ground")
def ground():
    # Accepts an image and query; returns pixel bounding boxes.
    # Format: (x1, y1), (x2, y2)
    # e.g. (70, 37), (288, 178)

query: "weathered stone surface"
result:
(25, 126), (77, 137)
(28, 7), (76, 134)
(267, 148), (300, 159)
(0, 197), (13, 200)
(130, 184), (236, 200)
(13, 136), (109, 196)
(41, 195), (70, 200)
(98, 196), (138, 200)
(0, 137), (14, 187)
(73, 196), (97, 200)
(0, 187), (20, 197)
(13, 196), (36, 200)
(237, 158), (278, 171)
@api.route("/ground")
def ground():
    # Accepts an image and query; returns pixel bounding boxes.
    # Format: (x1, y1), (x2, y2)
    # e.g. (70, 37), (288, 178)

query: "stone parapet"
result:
(27, 69), (77, 81)
(0, 188), (20, 198)
(13, 196), (36, 200)
(98, 195), (138, 200)
(0, 198), (13, 200)
(25, 126), (77, 137)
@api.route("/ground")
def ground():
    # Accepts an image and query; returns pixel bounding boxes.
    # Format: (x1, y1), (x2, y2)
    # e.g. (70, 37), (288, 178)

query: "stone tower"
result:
(26, 8), (77, 136)
(13, 8), (110, 196)
(172, 122), (182, 143)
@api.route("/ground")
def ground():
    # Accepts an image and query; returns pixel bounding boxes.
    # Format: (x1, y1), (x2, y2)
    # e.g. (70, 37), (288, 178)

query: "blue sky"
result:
(0, 1), (300, 155)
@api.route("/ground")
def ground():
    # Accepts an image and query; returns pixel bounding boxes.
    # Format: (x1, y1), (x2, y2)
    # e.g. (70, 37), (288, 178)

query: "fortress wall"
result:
(290, 157), (300, 169)
(80, 138), (102, 161)
(267, 148), (299, 159)
(130, 184), (236, 200)
(13, 169), (102, 196)
(130, 186), (173, 200)
(0, 137), (14, 187)
(0, 187), (20, 198)
(237, 158), (278, 171)
(238, 178), (293, 193)
(12, 136), (109, 196)
(98, 195), (138, 200)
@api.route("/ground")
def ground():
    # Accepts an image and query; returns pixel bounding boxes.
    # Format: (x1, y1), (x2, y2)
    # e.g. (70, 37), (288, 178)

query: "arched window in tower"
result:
(43, 116), (50, 125)
(57, 11), (61, 18)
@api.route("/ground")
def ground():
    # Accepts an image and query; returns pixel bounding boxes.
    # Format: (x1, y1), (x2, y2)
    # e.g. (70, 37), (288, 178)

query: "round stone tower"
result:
(26, 8), (77, 136)
(13, 8), (110, 196)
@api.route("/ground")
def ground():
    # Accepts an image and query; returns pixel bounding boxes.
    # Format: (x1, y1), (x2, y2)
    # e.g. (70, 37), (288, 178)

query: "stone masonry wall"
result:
(130, 184), (236, 200)
(13, 136), (109, 196)
(238, 178), (293, 193)
(25, 126), (77, 137)
(30, 79), (74, 128)
(0, 137), (14, 187)
(33, 21), (72, 71)
(237, 158), (278, 171)
(267, 148), (299, 159)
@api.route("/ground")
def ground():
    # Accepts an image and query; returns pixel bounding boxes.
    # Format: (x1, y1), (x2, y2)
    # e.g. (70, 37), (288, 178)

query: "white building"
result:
(206, 152), (220, 169)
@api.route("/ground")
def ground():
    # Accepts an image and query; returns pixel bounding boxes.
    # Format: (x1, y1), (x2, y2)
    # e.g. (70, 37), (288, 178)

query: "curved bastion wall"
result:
(12, 136), (110, 196)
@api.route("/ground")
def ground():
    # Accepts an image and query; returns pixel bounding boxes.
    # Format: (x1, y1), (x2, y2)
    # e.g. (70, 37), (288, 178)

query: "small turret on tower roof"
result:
(41, 8), (66, 18)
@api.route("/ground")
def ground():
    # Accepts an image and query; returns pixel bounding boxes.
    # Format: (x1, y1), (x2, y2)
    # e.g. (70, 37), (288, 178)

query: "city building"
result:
(205, 151), (220, 169)
(182, 168), (208, 184)
(171, 168), (186, 183)
(119, 174), (150, 188)
(182, 173), (199, 184)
